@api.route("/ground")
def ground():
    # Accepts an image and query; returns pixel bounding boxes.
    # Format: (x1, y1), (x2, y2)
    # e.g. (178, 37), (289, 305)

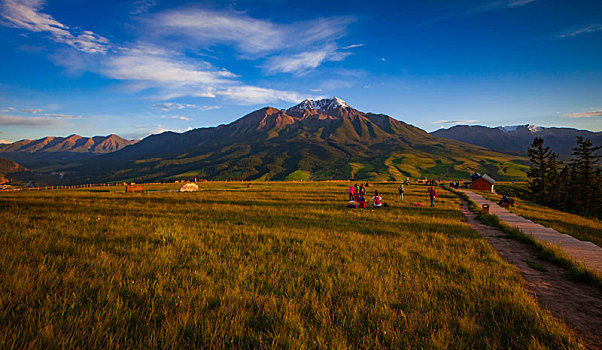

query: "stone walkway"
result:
(460, 189), (602, 273)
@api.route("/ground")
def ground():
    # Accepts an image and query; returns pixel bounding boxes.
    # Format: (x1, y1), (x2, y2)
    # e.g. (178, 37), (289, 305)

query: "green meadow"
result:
(0, 182), (583, 348)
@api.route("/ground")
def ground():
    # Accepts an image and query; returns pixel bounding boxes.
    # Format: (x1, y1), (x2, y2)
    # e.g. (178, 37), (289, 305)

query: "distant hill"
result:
(431, 125), (602, 159)
(0, 134), (137, 168)
(59, 98), (529, 184)
(0, 158), (27, 184)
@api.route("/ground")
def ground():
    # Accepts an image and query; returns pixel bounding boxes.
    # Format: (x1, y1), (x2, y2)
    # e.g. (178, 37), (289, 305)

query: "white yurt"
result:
(179, 183), (199, 192)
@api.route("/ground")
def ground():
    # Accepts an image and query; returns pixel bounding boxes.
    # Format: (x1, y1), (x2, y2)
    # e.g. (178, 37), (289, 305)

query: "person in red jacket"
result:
(428, 187), (437, 207)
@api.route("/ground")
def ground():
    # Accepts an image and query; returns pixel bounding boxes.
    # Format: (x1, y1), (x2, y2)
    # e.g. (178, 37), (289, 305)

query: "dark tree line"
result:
(527, 136), (601, 218)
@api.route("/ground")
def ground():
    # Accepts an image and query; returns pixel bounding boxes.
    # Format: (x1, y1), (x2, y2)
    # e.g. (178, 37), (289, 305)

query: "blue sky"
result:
(0, 0), (601, 142)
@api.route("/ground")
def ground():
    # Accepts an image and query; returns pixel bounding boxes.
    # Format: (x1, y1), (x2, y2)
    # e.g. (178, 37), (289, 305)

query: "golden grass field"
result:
(0, 182), (584, 348)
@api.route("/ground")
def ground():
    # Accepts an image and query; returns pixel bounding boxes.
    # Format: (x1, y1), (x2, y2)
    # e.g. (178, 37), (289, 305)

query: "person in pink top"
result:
(348, 184), (357, 201)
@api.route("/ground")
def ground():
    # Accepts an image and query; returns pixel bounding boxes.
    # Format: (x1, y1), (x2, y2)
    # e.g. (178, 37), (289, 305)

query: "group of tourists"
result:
(346, 181), (442, 208)
(449, 180), (461, 189)
(347, 183), (386, 208)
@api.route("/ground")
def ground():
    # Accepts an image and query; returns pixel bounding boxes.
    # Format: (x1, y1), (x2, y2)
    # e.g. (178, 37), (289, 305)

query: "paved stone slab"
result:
(460, 189), (602, 272)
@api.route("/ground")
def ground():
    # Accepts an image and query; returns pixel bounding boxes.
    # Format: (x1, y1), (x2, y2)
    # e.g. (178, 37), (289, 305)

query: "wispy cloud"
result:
(3, 4), (338, 105)
(0, 107), (16, 113)
(151, 102), (220, 111)
(557, 24), (602, 38)
(216, 86), (311, 105)
(432, 119), (478, 124)
(104, 46), (236, 86)
(42, 113), (81, 119)
(265, 45), (351, 74)
(0, 0), (110, 53)
(561, 110), (602, 118)
(171, 116), (191, 121)
(152, 9), (353, 57)
(20, 108), (42, 113)
(0, 114), (68, 127)
(342, 43), (364, 49)
(151, 8), (354, 74)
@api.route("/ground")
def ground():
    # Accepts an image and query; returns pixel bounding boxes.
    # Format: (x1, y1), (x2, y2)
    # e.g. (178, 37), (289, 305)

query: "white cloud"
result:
(104, 47), (236, 86)
(0, 139), (11, 144)
(342, 43), (364, 49)
(561, 110), (602, 118)
(20, 108), (43, 113)
(151, 102), (220, 111)
(171, 116), (192, 121)
(0, 114), (67, 127)
(42, 113), (81, 119)
(216, 86), (309, 105)
(3, 4), (338, 106)
(0, 107), (16, 113)
(557, 24), (602, 38)
(266, 46), (351, 74)
(432, 119), (478, 124)
(153, 9), (353, 57)
(0, 0), (110, 53)
(154, 9), (283, 55)
(504, 0), (536, 7)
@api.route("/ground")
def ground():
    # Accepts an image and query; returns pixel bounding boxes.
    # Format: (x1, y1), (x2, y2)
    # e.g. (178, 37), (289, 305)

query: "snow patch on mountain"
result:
(289, 97), (349, 111)
(498, 124), (539, 133)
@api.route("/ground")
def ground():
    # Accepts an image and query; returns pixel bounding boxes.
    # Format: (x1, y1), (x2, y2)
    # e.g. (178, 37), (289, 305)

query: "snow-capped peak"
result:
(498, 125), (520, 132)
(289, 97), (349, 111)
(498, 124), (539, 133)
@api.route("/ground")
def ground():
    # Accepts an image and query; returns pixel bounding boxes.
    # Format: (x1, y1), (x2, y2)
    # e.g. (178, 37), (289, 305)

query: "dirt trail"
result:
(460, 201), (602, 349)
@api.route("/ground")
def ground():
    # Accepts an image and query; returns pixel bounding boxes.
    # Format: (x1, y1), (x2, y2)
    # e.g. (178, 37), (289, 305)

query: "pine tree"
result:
(570, 137), (601, 216)
(547, 152), (562, 208)
(527, 137), (552, 204)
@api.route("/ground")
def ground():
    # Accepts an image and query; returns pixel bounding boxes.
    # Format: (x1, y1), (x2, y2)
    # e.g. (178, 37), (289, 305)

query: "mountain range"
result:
(431, 125), (602, 159)
(0, 134), (137, 168)
(49, 98), (529, 184)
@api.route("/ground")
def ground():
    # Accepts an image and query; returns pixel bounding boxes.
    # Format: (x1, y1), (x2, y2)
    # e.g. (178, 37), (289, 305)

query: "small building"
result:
(470, 172), (481, 182)
(471, 174), (495, 192)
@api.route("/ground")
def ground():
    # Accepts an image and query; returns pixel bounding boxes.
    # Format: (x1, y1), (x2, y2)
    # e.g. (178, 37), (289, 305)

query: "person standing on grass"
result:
(359, 183), (366, 196)
(398, 183), (404, 200)
(348, 184), (356, 201)
(372, 191), (383, 208)
(428, 187), (437, 207)
(354, 183), (360, 194)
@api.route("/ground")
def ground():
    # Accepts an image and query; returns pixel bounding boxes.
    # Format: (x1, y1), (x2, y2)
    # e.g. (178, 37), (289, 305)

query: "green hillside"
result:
(48, 100), (529, 184)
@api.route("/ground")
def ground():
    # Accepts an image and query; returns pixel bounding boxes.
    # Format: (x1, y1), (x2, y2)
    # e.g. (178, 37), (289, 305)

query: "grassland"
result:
(479, 183), (602, 248)
(0, 182), (583, 348)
